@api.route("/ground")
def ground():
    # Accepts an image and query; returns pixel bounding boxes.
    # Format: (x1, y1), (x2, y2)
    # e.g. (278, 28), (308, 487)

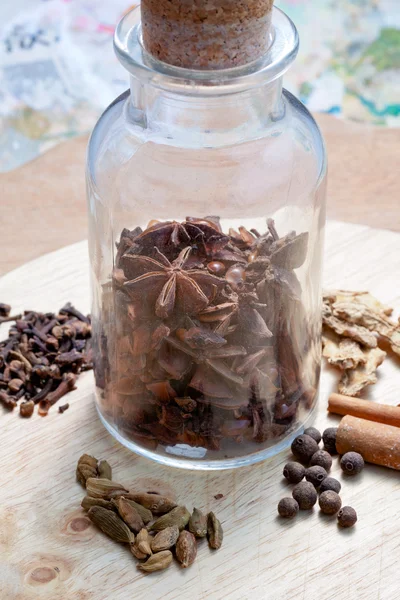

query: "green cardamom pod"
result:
(120, 498), (153, 524)
(97, 459), (112, 480)
(150, 526), (179, 553)
(136, 528), (152, 556)
(176, 530), (197, 568)
(149, 506), (190, 532)
(207, 512), (223, 550)
(113, 497), (144, 534)
(88, 506), (135, 544)
(76, 454), (98, 487)
(81, 496), (115, 512)
(127, 492), (177, 515)
(188, 507), (207, 538)
(131, 543), (148, 560)
(138, 550), (173, 573)
(86, 477), (128, 499)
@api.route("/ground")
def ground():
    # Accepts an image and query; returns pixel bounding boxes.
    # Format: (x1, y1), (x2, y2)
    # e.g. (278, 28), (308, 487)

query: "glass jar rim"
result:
(114, 6), (299, 96)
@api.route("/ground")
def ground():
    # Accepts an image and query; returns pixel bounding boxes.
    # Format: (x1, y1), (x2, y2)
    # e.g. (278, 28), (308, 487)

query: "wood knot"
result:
(60, 510), (95, 541)
(69, 516), (91, 532)
(29, 567), (57, 585)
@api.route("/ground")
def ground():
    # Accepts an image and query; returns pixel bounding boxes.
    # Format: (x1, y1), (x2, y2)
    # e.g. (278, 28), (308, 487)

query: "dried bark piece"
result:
(323, 305), (378, 348)
(323, 290), (393, 316)
(333, 301), (400, 358)
(322, 334), (366, 370)
(339, 347), (386, 397)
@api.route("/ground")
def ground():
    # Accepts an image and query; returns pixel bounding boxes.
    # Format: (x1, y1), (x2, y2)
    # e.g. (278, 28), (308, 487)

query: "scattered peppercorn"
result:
(322, 427), (338, 455)
(303, 427), (321, 444)
(310, 450), (332, 471)
(319, 477), (341, 494)
(291, 434), (319, 464)
(278, 498), (299, 519)
(337, 506), (357, 528)
(305, 465), (327, 488)
(283, 462), (305, 484)
(319, 491), (342, 515)
(292, 481), (317, 510)
(340, 452), (365, 476)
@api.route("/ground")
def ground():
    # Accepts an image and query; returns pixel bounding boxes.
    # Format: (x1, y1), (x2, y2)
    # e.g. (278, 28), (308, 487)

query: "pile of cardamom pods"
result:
(76, 454), (223, 572)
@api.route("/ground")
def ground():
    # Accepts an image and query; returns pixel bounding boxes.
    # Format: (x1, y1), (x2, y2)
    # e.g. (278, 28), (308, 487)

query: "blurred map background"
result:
(0, 0), (399, 172)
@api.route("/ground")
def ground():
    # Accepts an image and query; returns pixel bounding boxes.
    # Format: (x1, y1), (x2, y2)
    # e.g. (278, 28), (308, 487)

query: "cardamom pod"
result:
(97, 459), (112, 480)
(138, 550), (173, 573)
(88, 506), (135, 544)
(122, 499), (153, 525)
(113, 497), (144, 533)
(150, 526), (179, 553)
(81, 496), (115, 512)
(127, 493), (177, 515)
(175, 531), (197, 568)
(188, 507), (207, 538)
(136, 528), (152, 556)
(131, 543), (148, 560)
(207, 512), (223, 550)
(76, 454), (98, 486)
(149, 506), (190, 532)
(86, 477), (128, 499)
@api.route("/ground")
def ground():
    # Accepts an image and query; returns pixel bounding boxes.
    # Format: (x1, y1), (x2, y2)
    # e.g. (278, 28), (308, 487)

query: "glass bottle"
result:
(86, 6), (327, 469)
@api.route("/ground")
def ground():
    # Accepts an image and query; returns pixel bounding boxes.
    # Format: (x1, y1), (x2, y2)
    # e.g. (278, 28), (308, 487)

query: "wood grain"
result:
(1, 113), (399, 276)
(0, 221), (400, 600)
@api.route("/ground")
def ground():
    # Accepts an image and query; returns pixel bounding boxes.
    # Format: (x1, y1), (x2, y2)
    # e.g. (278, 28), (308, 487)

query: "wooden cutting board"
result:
(0, 221), (399, 600)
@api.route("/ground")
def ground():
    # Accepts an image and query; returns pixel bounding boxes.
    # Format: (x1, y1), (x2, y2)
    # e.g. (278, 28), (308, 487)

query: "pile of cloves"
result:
(77, 454), (223, 573)
(0, 302), (92, 417)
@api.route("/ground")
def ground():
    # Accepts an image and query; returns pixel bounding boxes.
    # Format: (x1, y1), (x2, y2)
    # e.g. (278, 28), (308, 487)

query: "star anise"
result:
(123, 247), (224, 318)
(163, 336), (246, 401)
(134, 220), (191, 250)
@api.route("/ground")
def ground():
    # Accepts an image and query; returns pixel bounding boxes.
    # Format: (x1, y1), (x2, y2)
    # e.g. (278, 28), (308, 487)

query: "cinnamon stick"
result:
(328, 393), (400, 428)
(336, 415), (400, 470)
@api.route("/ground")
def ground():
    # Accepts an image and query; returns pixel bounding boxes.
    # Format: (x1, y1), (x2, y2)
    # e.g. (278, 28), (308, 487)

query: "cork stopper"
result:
(141, 0), (274, 70)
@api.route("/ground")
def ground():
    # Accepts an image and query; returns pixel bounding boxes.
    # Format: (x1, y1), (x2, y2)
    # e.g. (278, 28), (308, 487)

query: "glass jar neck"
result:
(127, 74), (284, 146)
(115, 6), (298, 147)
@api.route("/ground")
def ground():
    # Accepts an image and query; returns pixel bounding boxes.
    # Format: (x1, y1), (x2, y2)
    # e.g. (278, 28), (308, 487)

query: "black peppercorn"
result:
(303, 427), (321, 444)
(337, 506), (357, 528)
(305, 465), (328, 488)
(319, 491), (342, 515)
(310, 450), (332, 471)
(278, 497), (299, 519)
(292, 481), (317, 510)
(340, 452), (365, 476)
(319, 477), (342, 494)
(283, 462), (305, 484)
(322, 427), (338, 454)
(291, 434), (319, 463)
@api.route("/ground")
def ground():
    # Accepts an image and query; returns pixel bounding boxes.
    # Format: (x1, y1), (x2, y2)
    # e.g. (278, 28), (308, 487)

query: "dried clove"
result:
(0, 303), (92, 419)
